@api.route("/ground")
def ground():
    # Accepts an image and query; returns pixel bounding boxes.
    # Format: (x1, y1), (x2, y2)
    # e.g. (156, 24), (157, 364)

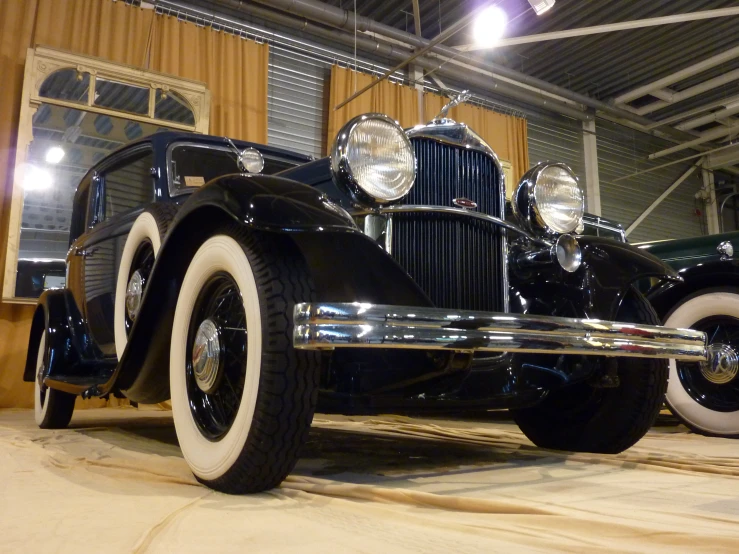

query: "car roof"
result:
(116, 130), (313, 164)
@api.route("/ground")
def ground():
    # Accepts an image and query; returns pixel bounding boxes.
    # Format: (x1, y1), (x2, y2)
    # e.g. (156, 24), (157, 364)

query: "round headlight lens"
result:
(333, 115), (416, 204)
(533, 165), (584, 234)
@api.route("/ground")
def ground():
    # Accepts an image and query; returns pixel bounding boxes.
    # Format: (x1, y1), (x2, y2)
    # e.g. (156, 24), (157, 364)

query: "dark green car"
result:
(638, 232), (739, 437)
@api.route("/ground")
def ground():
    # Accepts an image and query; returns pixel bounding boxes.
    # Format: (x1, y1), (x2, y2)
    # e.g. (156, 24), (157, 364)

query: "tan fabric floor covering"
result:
(0, 408), (737, 553)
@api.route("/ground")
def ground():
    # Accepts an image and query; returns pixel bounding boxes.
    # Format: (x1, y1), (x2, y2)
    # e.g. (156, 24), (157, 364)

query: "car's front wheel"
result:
(512, 289), (668, 453)
(170, 228), (321, 493)
(663, 290), (739, 437)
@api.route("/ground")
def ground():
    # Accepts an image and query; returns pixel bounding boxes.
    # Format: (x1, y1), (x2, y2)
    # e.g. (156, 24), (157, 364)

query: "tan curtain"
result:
(33, 0), (154, 66)
(424, 94), (529, 182)
(327, 65), (421, 154)
(0, 0), (41, 409)
(149, 16), (269, 141)
(0, 0), (270, 408)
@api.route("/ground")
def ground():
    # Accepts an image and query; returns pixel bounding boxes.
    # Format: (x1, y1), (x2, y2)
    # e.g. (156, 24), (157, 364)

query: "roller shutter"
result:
(527, 114), (585, 183)
(267, 46), (329, 158)
(597, 119), (704, 242)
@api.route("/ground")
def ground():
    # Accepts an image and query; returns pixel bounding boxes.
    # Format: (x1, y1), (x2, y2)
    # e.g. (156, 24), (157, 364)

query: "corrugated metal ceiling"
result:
(323, 0), (739, 118)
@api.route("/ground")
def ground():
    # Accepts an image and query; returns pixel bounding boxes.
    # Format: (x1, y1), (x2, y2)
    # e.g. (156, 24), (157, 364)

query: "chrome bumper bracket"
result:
(293, 303), (707, 362)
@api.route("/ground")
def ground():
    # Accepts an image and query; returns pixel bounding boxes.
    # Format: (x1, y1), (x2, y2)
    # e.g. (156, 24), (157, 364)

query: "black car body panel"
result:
(25, 128), (701, 411)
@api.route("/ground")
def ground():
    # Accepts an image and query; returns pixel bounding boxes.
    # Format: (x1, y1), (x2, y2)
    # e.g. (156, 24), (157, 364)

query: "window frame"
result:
(98, 145), (155, 223)
(3, 46), (210, 302)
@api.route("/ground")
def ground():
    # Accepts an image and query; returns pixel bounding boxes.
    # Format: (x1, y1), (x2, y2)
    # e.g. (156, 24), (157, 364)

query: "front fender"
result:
(578, 235), (680, 317)
(174, 173), (358, 233)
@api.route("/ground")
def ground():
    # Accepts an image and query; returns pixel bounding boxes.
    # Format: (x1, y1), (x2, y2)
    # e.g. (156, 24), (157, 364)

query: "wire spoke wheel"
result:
(676, 316), (739, 413)
(186, 273), (248, 441)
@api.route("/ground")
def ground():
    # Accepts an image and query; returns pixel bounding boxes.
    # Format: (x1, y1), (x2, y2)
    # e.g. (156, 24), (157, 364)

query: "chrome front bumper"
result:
(293, 303), (707, 361)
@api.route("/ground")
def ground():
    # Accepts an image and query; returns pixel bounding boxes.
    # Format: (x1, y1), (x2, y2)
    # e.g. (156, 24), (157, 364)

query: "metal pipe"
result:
(235, 0), (662, 127)
(462, 7), (739, 51)
(204, 0), (591, 120)
(614, 43), (739, 105)
(677, 103), (739, 131)
(719, 191), (739, 233)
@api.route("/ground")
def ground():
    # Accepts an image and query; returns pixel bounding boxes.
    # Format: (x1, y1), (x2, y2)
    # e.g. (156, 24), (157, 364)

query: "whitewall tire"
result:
(664, 291), (739, 437)
(34, 329), (75, 429)
(170, 228), (321, 493)
(114, 212), (162, 360)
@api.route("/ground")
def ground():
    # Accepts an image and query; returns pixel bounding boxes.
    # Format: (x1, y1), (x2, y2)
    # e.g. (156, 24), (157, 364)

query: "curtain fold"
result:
(327, 65), (421, 154)
(0, 0), (270, 408)
(148, 16), (269, 141)
(327, 66), (529, 181)
(0, 0), (41, 409)
(423, 94), (529, 182)
(34, 0), (155, 66)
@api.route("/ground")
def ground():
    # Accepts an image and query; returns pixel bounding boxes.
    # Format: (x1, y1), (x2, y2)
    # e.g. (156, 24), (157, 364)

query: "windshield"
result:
(170, 144), (299, 194)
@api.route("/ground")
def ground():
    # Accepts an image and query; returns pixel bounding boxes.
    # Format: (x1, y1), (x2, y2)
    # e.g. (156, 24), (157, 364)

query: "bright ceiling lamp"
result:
(23, 165), (53, 192)
(45, 146), (65, 164)
(528, 0), (555, 15)
(472, 6), (508, 48)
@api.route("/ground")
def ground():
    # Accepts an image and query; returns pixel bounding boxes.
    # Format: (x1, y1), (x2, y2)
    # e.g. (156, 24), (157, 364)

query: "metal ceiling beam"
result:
(646, 93), (739, 129)
(460, 7), (739, 52)
(238, 0), (669, 129)
(650, 121), (739, 160)
(199, 0), (591, 120)
(614, 43), (739, 105)
(703, 143), (739, 170)
(623, 68), (739, 116)
(625, 162), (701, 236)
(678, 104), (739, 131)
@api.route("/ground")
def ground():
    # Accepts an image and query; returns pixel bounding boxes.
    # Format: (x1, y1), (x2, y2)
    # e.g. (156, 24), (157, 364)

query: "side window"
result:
(68, 178), (91, 245)
(103, 150), (155, 220)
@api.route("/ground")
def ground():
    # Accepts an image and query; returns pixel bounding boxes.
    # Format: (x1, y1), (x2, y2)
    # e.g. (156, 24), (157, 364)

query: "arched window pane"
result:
(39, 69), (90, 104)
(155, 89), (195, 125)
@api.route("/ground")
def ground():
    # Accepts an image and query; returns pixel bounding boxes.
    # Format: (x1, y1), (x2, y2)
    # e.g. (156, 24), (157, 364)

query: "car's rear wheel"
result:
(664, 291), (739, 437)
(512, 289), (668, 453)
(114, 205), (178, 359)
(170, 228), (321, 493)
(34, 329), (75, 429)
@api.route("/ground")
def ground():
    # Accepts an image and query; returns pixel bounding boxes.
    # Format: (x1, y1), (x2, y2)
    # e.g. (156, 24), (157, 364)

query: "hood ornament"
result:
(434, 90), (472, 122)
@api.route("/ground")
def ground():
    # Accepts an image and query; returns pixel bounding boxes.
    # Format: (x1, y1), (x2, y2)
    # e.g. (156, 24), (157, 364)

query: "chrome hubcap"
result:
(192, 319), (222, 394)
(125, 270), (145, 321)
(702, 343), (739, 385)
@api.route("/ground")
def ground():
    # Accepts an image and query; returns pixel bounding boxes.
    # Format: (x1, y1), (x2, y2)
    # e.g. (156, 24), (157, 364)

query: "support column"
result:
(582, 119), (601, 215)
(702, 166), (720, 234)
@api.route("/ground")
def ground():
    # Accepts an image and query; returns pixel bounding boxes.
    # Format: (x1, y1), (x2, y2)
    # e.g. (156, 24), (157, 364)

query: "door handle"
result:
(74, 247), (98, 257)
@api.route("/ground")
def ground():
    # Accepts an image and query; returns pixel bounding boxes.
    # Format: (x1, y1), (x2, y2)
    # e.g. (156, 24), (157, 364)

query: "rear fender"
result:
(23, 290), (87, 382)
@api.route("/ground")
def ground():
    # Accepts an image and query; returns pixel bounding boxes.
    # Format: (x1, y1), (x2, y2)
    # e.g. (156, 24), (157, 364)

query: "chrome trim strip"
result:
(293, 303), (708, 361)
(354, 205), (550, 246)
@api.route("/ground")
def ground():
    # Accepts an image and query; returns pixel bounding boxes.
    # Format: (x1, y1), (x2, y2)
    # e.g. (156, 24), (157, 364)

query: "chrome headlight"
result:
(331, 114), (416, 206)
(512, 162), (584, 235)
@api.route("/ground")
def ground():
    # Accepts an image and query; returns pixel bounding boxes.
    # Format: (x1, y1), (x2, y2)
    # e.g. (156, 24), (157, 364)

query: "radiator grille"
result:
(391, 138), (505, 312)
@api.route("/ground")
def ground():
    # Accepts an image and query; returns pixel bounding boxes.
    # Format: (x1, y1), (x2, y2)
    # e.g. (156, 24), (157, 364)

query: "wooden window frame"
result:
(3, 46), (211, 302)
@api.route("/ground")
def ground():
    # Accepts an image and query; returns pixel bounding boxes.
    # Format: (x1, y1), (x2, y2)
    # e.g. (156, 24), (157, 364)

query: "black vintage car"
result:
(25, 105), (710, 494)
(638, 232), (739, 437)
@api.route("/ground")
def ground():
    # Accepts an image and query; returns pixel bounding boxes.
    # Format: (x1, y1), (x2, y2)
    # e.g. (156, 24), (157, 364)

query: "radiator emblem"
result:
(452, 197), (478, 210)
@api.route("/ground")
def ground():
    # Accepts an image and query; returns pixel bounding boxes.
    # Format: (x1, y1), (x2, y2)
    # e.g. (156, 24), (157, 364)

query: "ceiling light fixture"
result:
(23, 165), (53, 192)
(473, 6), (508, 48)
(528, 0), (555, 16)
(45, 146), (65, 164)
